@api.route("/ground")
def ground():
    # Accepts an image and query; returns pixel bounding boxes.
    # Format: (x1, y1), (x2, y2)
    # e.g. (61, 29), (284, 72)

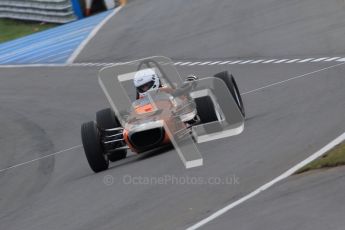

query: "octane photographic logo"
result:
(103, 174), (115, 186)
(103, 174), (240, 186)
(98, 56), (244, 169)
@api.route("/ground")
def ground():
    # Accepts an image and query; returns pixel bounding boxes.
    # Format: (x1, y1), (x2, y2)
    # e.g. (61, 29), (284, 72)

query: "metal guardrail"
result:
(0, 0), (77, 23)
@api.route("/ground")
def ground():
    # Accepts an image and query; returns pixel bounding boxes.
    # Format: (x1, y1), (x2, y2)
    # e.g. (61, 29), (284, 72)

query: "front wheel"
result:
(96, 108), (120, 130)
(96, 108), (127, 162)
(81, 121), (109, 173)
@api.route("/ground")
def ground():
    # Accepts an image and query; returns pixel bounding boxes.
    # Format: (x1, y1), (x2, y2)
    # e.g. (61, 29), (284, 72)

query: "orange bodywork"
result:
(122, 88), (188, 154)
(122, 128), (171, 153)
(134, 103), (155, 114)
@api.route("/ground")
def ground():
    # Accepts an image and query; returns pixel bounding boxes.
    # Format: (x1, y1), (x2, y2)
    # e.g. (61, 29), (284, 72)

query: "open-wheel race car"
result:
(81, 57), (245, 172)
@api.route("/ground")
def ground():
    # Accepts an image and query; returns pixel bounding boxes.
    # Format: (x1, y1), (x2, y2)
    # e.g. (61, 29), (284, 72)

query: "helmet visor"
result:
(137, 80), (155, 93)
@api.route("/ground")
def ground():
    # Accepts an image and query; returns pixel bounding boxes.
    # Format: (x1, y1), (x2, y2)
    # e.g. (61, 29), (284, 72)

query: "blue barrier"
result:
(71, 0), (84, 19)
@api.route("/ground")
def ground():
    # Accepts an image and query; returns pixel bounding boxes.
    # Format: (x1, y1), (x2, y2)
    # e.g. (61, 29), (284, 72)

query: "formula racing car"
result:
(81, 57), (245, 172)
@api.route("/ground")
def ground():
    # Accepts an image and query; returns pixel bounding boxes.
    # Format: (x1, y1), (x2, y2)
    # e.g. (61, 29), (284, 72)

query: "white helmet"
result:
(133, 68), (160, 97)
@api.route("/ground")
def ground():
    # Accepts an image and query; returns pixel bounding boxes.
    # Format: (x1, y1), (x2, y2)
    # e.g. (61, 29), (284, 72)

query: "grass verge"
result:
(0, 18), (56, 43)
(296, 142), (345, 174)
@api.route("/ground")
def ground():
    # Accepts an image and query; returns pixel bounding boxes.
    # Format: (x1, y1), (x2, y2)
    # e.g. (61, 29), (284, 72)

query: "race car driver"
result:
(133, 68), (162, 99)
(133, 68), (198, 99)
(133, 68), (199, 124)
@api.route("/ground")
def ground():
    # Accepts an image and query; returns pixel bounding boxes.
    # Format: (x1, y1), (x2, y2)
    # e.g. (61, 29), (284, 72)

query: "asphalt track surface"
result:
(2, 0), (345, 230)
(77, 0), (345, 62)
(205, 166), (345, 230)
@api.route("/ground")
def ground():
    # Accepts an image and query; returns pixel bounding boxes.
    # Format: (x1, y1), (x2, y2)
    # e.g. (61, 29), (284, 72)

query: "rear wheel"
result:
(214, 71), (245, 117)
(195, 96), (218, 123)
(81, 121), (109, 173)
(96, 108), (127, 162)
(194, 96), (223, 134)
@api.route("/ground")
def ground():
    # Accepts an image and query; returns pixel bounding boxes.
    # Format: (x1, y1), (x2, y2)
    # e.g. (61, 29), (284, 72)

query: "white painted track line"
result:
(0, 145), (82, 173)
(179, 62), (192, 66)
(239, 60), (253, 64)
(229, 60), (242, 64)
(186, 61), (345, 230)
(242, 62), (345, 95)
(187, 131), (345, 230)
(199, 61), (211, 65)
(189, 62), (202, 66)
(274, 59), (288, 63)
(67, 6), (123, 64)
(251, 59), (265, 64)
(312, 57), (329, 62)
(263, 59), (277, 63)
(324, 57), (340, 62)
(298, 58), (314, 63)
(286, 59), (300, 63)
(219, 61), (232, 64)
(208, 61), (221, 65)
(2, 56), (345, 68)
